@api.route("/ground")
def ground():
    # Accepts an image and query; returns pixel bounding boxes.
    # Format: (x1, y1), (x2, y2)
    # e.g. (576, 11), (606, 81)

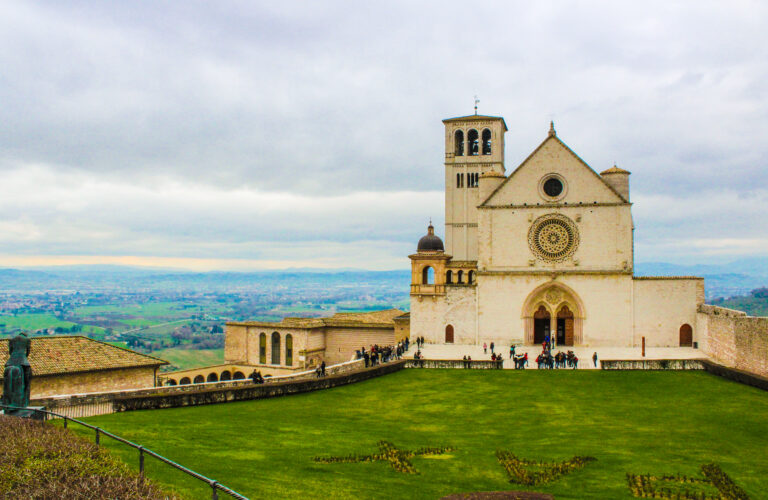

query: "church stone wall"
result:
(632, 278), (703, 347)
(225, 324), (248, 364)
(477, 274), (634, 347)
(486, 138), (623, 206)
(410, 285), (476, 344)
(478, 205), (632, 272)
(31, 367), (157, 398)
(698, 305), (768, 377)
(324, 327), (395, 365)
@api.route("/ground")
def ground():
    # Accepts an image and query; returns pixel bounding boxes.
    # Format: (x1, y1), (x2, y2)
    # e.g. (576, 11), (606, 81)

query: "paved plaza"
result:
(404, 342), (705, 370)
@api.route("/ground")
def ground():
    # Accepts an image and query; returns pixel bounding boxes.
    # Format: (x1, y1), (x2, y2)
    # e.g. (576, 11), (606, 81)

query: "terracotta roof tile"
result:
(229, 308), (405, 329)
(0, 336), (167, 377)
(600, 165), (631, 175)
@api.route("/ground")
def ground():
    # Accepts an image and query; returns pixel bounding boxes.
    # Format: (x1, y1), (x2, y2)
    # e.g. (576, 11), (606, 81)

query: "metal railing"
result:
(0, 404), (249, 500)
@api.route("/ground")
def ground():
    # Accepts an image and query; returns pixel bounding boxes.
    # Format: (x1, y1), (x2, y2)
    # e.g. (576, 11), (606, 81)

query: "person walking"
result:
(592, 352), (598, 368)
(483, 342), (487, 354)
(490, 342), (495, 354)
(321, 361), (326, 377)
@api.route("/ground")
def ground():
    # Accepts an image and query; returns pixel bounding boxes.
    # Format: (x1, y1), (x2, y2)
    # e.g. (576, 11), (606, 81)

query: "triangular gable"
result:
(481, 133), (628, 206)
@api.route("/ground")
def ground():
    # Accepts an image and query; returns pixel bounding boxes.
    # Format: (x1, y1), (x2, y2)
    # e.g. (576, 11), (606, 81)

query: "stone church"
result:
(409, 114), (704, 348)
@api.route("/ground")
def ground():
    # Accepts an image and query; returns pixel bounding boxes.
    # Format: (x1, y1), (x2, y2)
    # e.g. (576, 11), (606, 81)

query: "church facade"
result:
(409, 114), (704, 348)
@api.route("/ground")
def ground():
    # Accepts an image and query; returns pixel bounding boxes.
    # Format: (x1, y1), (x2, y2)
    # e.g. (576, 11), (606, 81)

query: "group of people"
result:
(414, 336), (426, 349)
(249, 370), (265, 384)
(535, 350), (579, 369)
(315, 360), (327, 378)
(357, 339), (410, 368)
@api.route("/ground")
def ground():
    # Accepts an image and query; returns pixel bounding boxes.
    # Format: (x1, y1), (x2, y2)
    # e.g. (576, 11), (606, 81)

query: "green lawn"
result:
(75, 371), (768, 499)
(153, 348), (224, 370)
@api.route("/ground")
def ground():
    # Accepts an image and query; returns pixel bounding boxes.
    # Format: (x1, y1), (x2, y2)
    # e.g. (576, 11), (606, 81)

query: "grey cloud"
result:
(1, 1), (767, 266)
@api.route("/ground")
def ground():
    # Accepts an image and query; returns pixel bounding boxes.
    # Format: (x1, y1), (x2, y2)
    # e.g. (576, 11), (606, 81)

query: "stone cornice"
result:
(478, 269), (634, 276)
(479, 202), (631, 209)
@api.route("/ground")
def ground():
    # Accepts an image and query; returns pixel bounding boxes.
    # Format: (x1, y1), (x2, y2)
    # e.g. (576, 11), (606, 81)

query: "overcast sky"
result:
(1, 1), (767, 270)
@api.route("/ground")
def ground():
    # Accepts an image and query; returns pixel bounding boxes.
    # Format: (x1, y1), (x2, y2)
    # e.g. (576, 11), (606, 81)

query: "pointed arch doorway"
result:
(523, 283), (585, 346)
(533, 305), (551, 344)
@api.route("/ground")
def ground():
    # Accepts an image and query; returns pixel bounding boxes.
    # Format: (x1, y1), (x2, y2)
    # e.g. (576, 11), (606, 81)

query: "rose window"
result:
(528, 214), (579, 262)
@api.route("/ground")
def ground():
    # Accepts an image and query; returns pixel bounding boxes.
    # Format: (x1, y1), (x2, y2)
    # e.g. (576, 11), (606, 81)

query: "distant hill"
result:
(1, 261), (766, 299)
(713, 288), (768, 316)
(634, 259), (768, 299)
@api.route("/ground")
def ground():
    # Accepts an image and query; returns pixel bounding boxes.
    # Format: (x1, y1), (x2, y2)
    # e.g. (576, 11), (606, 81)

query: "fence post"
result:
(139, 446), (145, 475)
(211, 481), (219, 500)
(95, 428), (100, 446)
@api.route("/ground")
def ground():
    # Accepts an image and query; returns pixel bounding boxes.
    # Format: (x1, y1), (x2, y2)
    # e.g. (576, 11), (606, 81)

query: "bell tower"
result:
(442, 114), (507, 261)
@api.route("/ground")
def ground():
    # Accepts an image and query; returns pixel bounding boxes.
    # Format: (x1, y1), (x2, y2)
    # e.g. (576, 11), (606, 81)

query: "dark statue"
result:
(2, 332), (32, 411)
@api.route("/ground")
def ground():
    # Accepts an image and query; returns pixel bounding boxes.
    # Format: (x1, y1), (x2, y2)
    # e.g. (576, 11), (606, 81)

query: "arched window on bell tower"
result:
(454, 130), (464, 156)
(482, 128), (492, 155)
(468, 129), (479, 155)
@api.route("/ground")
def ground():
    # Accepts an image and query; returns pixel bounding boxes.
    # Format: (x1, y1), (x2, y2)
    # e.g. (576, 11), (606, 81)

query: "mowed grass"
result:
(76, 371), (768, 499)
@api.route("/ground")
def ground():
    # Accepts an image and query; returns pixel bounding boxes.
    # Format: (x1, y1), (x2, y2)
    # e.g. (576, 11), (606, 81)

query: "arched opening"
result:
(445, 324), (454, 343)
(259, 332), (267, 364)
(180, 377), (191, 385)
(285, 334), (293, 366)
(271, 332), (281, 364)
(533, 305), (551, 345)
(220, 371), (232, 381)
(468, 129), (479, 155)
(468, 270), (475, 284)
(193, 375), (205, 384)
(446, 270), (452, 284)
(482, 128), (492, 155)
(233, 371), (245, 380)
(422, 266), (434, 285)
(454, 130), (464, 156)
(556, 305), (575, 346)
(457, 270), (463, 284)
(167, 379), (177, 386)
(522, 283), (586, 346)
(207, 373), (218, 383)
(679, 324), (693, 347)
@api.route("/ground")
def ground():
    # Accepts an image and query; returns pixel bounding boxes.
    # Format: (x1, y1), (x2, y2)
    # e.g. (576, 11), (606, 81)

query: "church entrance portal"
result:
(533, 306), (550, 344)
(557, 305), (574, 346)
(523, 284), (585, 346)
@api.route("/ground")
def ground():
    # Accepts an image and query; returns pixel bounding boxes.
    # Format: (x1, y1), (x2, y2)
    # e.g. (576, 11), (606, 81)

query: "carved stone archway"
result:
(522, 282), (585, 346)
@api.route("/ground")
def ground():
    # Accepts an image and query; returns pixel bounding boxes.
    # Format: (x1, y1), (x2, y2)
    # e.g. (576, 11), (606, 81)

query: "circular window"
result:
(543, 178), (563, 197)
(528, 214), (579, 262)
(538, 174), (567, 201)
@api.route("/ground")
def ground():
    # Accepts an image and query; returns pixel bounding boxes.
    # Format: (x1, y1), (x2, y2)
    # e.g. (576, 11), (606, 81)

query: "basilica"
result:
(408, 114), (704, 348)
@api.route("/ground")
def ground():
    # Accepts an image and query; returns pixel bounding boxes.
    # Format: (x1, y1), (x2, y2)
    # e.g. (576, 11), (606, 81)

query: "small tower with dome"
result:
(409, 222), (450, 298)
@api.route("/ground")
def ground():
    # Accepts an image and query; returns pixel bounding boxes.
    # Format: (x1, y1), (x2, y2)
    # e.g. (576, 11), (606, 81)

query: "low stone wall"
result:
(700, 360), (768, 392)
(33, 358), (367, 418)
(698, 305), (768, 377)
(404, 359), (503, 370)
(600, 359), (706, 370)
(114, 360), (405, 412)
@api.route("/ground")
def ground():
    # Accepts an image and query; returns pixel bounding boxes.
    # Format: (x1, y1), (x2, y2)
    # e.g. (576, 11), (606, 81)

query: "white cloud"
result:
(0, 1), (767, 268)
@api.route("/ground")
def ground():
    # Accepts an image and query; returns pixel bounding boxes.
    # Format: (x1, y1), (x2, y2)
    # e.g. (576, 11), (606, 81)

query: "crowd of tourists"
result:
(357, 338), (410, 368)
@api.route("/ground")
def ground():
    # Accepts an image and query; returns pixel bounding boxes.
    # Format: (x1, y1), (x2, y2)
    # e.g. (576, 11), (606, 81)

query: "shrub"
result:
(626, 463), (749, 499)
(495, 451), (596, 486)
(0, 416), (178, 499)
